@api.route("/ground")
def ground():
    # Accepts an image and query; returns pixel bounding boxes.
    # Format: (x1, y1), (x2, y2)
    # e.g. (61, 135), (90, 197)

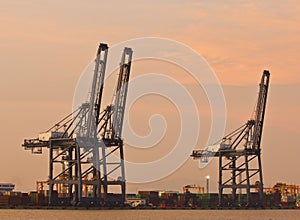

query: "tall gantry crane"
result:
(22, 44), (133, 206)
(192, 70), (270, 207)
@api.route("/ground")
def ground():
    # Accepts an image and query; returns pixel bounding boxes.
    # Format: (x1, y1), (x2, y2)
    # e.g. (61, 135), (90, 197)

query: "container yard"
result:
(0, 183), (298, 209)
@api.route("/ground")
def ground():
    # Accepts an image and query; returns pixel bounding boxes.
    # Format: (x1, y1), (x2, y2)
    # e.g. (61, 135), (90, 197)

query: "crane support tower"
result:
(98, 47), (133, 205)
(22, 44), (133, 206)
(192, 70), (270, 207)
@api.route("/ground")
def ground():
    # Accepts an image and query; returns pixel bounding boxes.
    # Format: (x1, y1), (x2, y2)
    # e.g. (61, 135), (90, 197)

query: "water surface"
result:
(0, 209), (299, 220)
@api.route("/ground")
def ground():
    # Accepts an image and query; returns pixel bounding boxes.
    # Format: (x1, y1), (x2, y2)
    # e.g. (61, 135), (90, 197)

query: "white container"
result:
(38, 132), (67, 141)
(207, 144), (221, 152)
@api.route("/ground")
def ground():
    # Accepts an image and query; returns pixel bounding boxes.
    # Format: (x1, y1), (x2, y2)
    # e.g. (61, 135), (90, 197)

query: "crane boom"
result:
(22, 43), (109, 153)
(252, 70), (270, 150)
(112, 47), (133, 139)
(87, 43), (108, 138)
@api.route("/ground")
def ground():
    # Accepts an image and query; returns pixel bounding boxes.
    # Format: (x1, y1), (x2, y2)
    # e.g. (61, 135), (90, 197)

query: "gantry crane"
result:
(22, 44), (133, 206)
(192, 70), (270, 207)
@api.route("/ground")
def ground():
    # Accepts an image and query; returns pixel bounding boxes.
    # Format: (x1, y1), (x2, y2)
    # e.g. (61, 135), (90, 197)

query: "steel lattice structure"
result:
(192, 70), (270, 207)
(23, 44), (133, 206)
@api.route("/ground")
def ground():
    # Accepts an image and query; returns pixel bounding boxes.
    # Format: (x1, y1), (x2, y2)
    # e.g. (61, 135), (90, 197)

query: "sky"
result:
(0, 0), (300, 193)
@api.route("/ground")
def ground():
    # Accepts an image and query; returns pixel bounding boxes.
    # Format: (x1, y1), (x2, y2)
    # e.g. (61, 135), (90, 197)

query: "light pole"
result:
(206, 175), (210, 194)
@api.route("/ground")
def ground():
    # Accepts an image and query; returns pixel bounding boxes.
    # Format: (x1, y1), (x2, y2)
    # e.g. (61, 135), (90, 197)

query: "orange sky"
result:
(0, 0), (300, 192)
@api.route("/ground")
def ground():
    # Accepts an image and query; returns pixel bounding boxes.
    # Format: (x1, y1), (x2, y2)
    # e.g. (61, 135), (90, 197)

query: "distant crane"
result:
(191, 70), (270, 207)
(23, 44), (133, 206)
